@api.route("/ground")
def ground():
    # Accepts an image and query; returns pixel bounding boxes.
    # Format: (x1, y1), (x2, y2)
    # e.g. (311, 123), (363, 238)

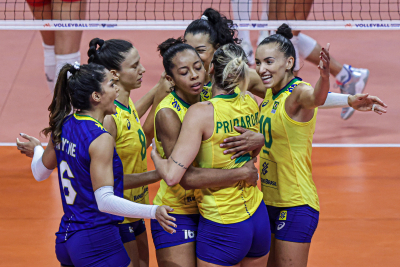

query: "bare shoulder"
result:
(289, 82), (313, 99)
(156, 107), (180, 122)
(185, 101), (214, 122)
(245, 91), (258, 104)
(89, 133), (114, 156)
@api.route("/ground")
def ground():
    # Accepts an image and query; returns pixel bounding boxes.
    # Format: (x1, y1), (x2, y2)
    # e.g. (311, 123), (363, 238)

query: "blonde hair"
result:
(211, 43), (249, 93)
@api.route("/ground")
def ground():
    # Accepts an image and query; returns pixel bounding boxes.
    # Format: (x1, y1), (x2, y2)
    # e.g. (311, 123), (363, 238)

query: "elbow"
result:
(179, 180), (193, 190)
(315, 96), (328, 107)
(164, 175), (180, 187)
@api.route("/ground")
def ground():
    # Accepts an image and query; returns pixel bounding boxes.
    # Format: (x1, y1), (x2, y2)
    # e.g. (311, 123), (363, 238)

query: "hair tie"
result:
(201, 15), (208, 21)
(97, 39), (105, 54)
(67, 61), (80, 79)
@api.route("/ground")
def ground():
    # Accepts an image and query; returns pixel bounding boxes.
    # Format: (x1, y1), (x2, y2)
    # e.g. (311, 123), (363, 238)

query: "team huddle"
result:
(16, 8), (387, 267)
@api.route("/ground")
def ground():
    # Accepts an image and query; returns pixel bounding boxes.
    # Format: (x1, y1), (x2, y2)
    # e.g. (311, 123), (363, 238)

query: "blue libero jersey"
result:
(54, 114), (124, 243)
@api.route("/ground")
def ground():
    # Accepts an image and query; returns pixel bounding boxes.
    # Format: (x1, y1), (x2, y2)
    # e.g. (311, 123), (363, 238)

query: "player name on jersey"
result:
(216, 112), (259, 134)
(55, 137), (77, 158)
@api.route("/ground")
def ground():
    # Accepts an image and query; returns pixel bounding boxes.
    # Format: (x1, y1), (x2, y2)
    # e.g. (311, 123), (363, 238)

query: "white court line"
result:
(2, 143), (400, 147)
(1, 142), (48, 146)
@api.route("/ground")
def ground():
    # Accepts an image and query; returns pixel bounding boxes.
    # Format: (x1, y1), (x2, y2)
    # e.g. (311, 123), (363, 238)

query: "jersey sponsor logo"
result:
(201, 88), (210, 100)
(127, 119), (131, 130)
(133, 111), (139, 122)
(277, 222), (285, 230)
(261, 178), (277, 187)
(287, 83), (299, 93)
(261, 100), (269, 107)
(129, 226), (134, 233)
(262, 162), (269, 175)
(186, 196), (196, 203)
(183, 230), (196, 239)
(216, 112), (259, 133)
(134, 187), (148, 201)
(271, 101), (279, 114)
(279, 210), (287, 221)
(171, 98), (181, 112)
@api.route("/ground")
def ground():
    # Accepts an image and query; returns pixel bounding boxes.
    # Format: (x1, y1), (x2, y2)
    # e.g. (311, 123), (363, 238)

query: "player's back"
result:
(54, 114), (124, 243)
(195, 90), (263, 224)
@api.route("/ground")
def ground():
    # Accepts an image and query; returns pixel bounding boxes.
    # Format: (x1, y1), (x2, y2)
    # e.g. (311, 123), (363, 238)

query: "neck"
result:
(211, 84), (234, 98)
(204, 74), (211, 84)
(77, 109), (105, 125)
(175, 88), (200, 105)
(116, 88), (130, 107)
(272, 73), (295, 95)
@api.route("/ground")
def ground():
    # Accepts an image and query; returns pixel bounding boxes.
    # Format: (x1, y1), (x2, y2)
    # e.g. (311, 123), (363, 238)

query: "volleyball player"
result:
(219, 24), (387, 267)
(86, 38), (169, 267)
(26, 0), (85, 92)
(16, 62), (175, 266)
(151, 38), (261, 267)
(152, 43), (270, 267)
(232, 0), (370, 119)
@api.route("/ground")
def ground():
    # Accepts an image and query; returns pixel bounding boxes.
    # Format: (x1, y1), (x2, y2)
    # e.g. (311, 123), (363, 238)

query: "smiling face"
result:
(255, 42), (294, 89)
(117, 47), (145, 90)
(184, 32), (217, 73)
(97, 70), (120, 115)
(167, 49), (206, 96)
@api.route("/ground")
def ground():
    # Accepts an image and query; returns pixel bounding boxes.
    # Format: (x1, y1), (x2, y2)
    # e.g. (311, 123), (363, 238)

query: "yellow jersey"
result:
(259, 77), (319, 211)
(112, 98), (149, 223)
(195, 90), (264, 224)
(153, 91), (198, 214)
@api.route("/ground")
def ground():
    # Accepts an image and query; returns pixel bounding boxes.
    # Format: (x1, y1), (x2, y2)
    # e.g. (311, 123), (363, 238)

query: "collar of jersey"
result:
(74, 113), (104, 126)
(171, 90), (191, 109)
(114, 100), (131, 114)
(213, 88), (239, 99)
(204, 81), (212, 87)
(272, 77), (302, 100)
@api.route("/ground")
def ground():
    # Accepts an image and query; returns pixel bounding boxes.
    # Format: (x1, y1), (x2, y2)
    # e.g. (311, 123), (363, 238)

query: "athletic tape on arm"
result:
(95, 186), (158, 219)
(320, 92), (350, 109)
(31, 146), (54, 181)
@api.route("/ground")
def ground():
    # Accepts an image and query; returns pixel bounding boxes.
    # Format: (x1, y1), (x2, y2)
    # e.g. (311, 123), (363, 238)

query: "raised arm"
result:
(289, 44), (331, 111)
(141, 76), (171, 148)
(135, 72), (170, 118)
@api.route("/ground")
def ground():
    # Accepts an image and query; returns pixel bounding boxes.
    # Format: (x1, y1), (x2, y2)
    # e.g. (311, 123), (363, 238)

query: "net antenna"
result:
(1, 0), (400, 30)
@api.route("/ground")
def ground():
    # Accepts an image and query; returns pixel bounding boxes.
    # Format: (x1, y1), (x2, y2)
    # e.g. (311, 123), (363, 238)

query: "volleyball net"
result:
(1, 0), (399, 30)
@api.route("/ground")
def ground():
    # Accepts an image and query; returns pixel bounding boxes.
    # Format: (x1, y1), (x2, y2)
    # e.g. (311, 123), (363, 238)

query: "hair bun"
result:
(157, 37), (185, 57)
(276, 23), (293, 40)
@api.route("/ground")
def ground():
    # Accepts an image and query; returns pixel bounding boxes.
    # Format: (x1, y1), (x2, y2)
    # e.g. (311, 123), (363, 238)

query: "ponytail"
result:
(185, 8), (240, 48)
(211, 43), (249, 92)
(88, 38), (133, 71)
(42, 63), (107, 144)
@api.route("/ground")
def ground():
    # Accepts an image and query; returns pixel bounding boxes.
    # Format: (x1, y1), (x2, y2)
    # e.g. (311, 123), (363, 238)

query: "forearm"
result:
(95, 186), (158, 219)
(180, 165), (245, 190)
(134, 83), (159, 118)
(312, 76), (330, 107)
(123, 170), (161, 190)
(319, 92), (350, 109)
(142, 105), (156, 148)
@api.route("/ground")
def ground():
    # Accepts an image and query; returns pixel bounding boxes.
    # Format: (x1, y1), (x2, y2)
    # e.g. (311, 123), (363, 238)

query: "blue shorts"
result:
(267, 205), (319, 243)
(151, 214), (199, 250)
(55, 224), (130, 267)
(196, 202), (271, 266)
(117, 220), (146, 243)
